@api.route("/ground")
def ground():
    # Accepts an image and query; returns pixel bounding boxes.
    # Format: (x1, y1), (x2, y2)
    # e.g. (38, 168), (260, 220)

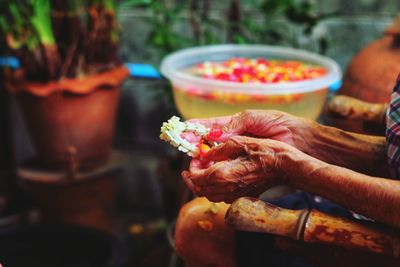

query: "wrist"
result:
(277, 146), (327, 187)
(289, 117), (316, 155)
(296, 120), (354, 162)
(300, 120), (388, 176)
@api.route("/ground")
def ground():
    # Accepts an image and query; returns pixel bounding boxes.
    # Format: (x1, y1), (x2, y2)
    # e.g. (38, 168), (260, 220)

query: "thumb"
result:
(206, 136), (262, 161)
(223, 112), (247, 136)
(223, 110), (268, 138)
(214, 112), (250, 142)
(205, 138), (245, 161)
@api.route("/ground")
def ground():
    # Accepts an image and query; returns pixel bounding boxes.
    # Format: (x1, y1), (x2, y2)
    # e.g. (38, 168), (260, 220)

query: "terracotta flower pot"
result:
(18, 152), (125, 232)
(324, 19), (400, 135)
(340, 20), (400, 104)
(6, 66), (129, 170)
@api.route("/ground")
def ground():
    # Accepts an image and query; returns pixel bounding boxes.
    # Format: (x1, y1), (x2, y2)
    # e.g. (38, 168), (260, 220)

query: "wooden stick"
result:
(327, 95), (388, 125)
(226, 197), (400, 257)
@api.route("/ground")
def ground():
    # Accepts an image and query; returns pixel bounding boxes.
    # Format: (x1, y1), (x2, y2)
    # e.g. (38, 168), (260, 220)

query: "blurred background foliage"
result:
(119, 0), (337, 56)
(115, 0), (338, 107)
(0, 0), (120, 82)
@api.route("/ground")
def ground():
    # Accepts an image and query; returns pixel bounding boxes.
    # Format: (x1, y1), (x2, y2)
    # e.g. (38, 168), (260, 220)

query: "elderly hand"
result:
(188, 109), (312, 152)
(182, 135), (303, 203)
(187, 109), (389, 177)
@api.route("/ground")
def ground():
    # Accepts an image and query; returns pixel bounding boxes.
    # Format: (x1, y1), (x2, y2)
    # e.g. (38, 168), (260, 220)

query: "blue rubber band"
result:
(125, 63), (161, 79)
(0, 57), (20, 69)
(329, 80), (342, 92)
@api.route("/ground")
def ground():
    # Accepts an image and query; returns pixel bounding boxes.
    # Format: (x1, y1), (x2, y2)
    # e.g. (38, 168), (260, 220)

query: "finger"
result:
(187, 159), (239, 187)
(187, 154), (270, 194)
(186, 116), (232, 129)
(181, 170), (197, 192)
(187, 112), (246, 136)
(197, 184), (239, 203)
(205, 138), (245, 161)
(190, 157), (272, 203)
(223, 112), (247, 134)
(186, 160), (212, 187)
(189, 158), (213, 171)
(200, 176), (267, 204)
(227, 110), (296, 144)
(203, 112), (249, 142)
(212, 158), (264, 187)
(204, 172), (271, 203)
(223, 110), (276, 136)
(186, 116), (238, 143)
(205, 136), (262, 161)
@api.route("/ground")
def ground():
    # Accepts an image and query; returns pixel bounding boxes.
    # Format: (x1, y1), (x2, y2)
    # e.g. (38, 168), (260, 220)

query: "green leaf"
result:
(9, 3), (25, 26)
(58, 0), (84, 12)
(30, 0), (55, 45)
(119, 0), (152, 8)
(261, 0), (290, 15)
(234, 34), (247, 44)
(103, 0), (116, 11)
(0, 16), (8, 34)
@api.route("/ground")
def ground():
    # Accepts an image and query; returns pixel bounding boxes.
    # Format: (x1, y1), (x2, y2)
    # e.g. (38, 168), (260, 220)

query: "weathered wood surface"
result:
(327, 95), (388, 125)
(226, 197), (400, 257)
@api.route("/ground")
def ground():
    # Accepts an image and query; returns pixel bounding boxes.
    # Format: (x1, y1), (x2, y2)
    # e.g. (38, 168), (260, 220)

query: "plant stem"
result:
(85, 0), (119, 73)
(0, 16), (8, 36)
(227, 0), (242, 42)
(103, 0), (116, 12)
(52, 0), (86, 78)
(90, 0), (115, 12)
(189, 0), (201, 43)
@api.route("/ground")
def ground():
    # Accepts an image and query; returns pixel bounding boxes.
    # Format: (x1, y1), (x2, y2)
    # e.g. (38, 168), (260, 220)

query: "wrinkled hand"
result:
(187, 109), (311, 151)
(182, 136), (300, 203)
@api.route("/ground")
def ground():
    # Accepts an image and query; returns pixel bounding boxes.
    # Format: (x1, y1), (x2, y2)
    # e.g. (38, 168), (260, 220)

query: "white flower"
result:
(160, 116), (211, 157)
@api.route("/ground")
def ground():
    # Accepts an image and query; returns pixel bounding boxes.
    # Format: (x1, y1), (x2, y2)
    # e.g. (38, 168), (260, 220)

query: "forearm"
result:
(283, 153), (400, 229)
(293, 121), (389, 177)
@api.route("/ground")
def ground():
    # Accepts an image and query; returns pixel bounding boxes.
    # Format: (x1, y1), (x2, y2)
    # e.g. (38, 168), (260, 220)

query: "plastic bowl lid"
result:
(160, 44), (342, 95)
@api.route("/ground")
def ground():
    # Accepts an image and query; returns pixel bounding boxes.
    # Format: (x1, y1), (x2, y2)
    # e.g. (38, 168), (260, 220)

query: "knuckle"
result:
(213, 168), (228, 180)
(228, 135), (243, 144)
(242, 110), (256, 121)
(231, 111), (244, 122)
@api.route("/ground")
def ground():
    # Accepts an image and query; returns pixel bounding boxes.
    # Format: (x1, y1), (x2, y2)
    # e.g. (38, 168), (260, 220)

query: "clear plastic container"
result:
(160, 45), (341, 120)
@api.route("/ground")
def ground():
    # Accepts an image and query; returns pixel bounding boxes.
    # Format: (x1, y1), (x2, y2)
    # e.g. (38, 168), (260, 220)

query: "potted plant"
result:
(0, 0), (129, 171)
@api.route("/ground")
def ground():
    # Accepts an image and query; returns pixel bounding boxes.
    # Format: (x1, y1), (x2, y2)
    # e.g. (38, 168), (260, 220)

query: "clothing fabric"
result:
(386, 73), (400, 178)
